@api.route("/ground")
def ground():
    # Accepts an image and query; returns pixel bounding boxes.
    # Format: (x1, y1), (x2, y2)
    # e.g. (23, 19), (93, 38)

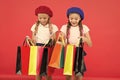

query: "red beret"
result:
(35, 6), (53, 17)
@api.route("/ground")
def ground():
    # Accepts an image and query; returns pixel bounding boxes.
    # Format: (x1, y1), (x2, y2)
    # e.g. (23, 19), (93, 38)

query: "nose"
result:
(72, 19), (76, 23)
(40, 18), (44, 21)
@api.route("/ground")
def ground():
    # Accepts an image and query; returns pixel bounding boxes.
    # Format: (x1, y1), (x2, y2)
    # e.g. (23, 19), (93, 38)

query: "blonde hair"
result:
(34, 19), (53, 36)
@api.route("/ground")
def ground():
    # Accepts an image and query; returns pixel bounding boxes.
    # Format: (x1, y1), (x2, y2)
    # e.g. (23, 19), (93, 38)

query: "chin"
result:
(72, 25), (77, 27)
(41, 23), (47, 26)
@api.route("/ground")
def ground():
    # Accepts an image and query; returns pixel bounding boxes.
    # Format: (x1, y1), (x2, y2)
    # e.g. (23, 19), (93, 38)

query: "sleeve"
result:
(52, 24), (58, 33)
(83, 24), (90, 34)
(60, 24), (67, 35)
(31, 24), (36, 32)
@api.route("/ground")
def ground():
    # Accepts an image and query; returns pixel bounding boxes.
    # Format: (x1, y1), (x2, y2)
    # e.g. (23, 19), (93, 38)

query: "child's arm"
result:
(81, 32), (92, 47)
(59, 31), (66, 46)
(32, 32), (36, 44)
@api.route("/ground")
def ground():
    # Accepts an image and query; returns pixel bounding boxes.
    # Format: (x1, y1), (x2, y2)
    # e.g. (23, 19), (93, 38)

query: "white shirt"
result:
(60, 24), (90, 45)
(31, 23), (58, 44)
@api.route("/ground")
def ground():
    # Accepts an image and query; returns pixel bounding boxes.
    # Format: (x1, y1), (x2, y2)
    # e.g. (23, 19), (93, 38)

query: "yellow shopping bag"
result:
(63, 44), (75, 75)
(28, 46), (38, 75)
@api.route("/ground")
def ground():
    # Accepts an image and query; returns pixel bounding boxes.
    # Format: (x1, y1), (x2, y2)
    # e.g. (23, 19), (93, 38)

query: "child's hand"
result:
(78, 36), (88, 42)
(78, 36), (84, 42)
(78, 36), (92, 47)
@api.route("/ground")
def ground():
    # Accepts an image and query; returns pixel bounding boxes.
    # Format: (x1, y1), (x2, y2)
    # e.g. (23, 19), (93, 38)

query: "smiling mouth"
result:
(72, 23), (76, 25)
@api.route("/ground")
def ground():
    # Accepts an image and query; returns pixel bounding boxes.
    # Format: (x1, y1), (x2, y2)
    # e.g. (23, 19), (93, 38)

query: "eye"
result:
(75, 18), (78, 20)
(39, 18), (42, 19)
(43, 17), (47, 19)
(69, 18), (73, 20)
(38, 16), (41, 19)
(75, 18), (80, 21)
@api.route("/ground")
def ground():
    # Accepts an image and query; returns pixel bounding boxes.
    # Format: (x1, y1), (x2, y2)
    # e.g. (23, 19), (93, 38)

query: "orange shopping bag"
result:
(48, 34), (65, 68)
(48, 42), (63, 68)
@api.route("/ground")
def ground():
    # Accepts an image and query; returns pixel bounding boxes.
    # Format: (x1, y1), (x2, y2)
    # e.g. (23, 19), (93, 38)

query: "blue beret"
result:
(67, 7), (84, 20)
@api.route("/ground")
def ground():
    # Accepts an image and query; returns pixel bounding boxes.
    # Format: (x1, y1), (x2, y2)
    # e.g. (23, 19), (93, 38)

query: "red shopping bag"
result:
(21, 46), (30, 75)
(47, 47), (55, 76)
(36, 46), (44, 74)
(16, 37), (31, 75)
(16, 36), (35, 75)
(21, 36), (35, 75)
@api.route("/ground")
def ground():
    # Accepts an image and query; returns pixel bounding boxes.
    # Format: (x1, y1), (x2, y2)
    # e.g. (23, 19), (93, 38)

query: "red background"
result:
(0, 0), (120, 78)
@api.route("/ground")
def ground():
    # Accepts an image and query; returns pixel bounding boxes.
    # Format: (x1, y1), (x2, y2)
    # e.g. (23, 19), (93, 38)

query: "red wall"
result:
(0, 0), (120, 78)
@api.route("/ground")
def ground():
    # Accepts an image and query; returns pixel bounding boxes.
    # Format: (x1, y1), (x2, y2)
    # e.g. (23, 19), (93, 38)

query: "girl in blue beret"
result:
(60, 7), (92, 80)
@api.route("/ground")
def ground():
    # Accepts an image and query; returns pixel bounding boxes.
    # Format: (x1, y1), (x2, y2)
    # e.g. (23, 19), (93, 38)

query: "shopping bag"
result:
(35, 44), (55, 76)
(60, 46), (64, 68)
(47, 47), (55, 76)
(48, 42), (62, 68)
(16, 46), (21, 73)
(37, 46), (45, 75)
(21, 46), (30, 75)
(73, 47), (87, 74)
(28, 46), (37, 75)
(40, 47), (49, 76)
(48, 34), (65, 68)
(49, 43), (64, 68)
(16, 36), (35, 75)
(28, 46), (44, 75)
(63, 44), (75, 75)
(74, 38), (87, 74)
(16, 36), (32, 75)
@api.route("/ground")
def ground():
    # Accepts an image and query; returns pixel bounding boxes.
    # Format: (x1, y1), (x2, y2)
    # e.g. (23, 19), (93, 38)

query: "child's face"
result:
(37, 13), (50, 26)
(68, 13), (81, 27)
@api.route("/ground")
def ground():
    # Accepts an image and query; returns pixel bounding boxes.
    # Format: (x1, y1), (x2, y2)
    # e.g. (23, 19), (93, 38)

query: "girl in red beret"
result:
(31, 5), (58, 80)
(60, 7), (92, 80)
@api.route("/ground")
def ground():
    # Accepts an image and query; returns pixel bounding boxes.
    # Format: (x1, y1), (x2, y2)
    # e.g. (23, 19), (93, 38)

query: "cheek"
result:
(38, 17), (41, 21)
(46, 18), (49, 21)
(69, 19), (72, 22)
(69, 19), (73, 22)
(38, 19), (41, 21)
(77, 20), (80, 23)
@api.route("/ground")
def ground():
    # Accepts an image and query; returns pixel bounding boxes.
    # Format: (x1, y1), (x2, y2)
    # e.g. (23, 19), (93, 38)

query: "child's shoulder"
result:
(32, 22), (38, 27)
(31, 23), (37, 28)
(51, 23), (58, 28)
(82, 24), (87, 27)
(51, 23), (57, 26)
(82, 24), (89, 28)
(60, 24), (67, 29)
(61, 24), (67, 27)
(82, 24), (90, 32)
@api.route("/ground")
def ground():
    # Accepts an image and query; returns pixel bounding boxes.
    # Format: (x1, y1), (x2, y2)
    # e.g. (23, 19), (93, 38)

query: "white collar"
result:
(39, 24), (49, 28)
